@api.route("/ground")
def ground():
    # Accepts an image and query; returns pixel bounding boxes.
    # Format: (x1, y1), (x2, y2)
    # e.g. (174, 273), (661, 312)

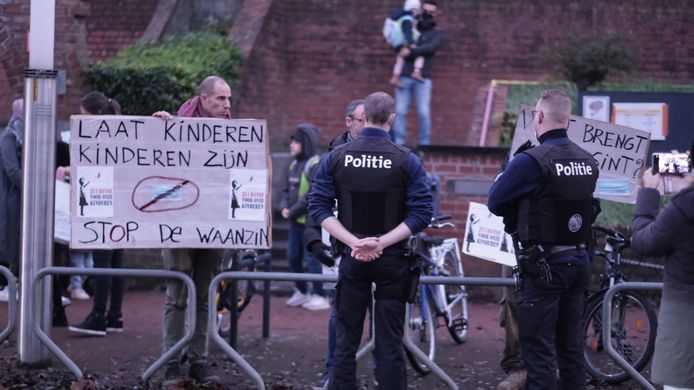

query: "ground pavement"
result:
(0, 289), (645, 389)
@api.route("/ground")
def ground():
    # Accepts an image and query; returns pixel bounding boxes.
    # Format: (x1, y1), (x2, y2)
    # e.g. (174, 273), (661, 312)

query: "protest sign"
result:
(461, 202), (516, 267)
(70, 115), (271, 249)
(511, 105), (651, 203)
(54, 180), (70, 244)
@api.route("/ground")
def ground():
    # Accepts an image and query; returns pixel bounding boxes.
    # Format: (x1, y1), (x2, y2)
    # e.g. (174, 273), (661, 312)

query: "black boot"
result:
(68, 311), (107, 336)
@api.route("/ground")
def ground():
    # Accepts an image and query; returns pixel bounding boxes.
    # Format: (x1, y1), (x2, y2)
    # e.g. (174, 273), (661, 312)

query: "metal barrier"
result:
(32, 267), (196, 385)
(601, 282), (663, 390)
(208, 271), (515, 390)
(0, 265), (18, 344)
(227, 252), (273, 348)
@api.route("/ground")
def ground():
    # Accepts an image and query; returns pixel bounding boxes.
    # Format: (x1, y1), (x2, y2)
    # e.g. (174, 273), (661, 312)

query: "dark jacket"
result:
(304, 131), (351, 250)
(402, 24), (444, 79)
(0, 118), (23, 268)
(280, 124), (320, 223)
(630, 183), (694, 387)
(631, 184), (694, 294)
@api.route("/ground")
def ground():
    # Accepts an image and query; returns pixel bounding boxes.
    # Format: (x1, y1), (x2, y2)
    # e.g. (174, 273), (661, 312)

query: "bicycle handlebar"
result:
(432, 214), (452, 222)
(429, 215), (454, 229)
(594, 225), (631, 246)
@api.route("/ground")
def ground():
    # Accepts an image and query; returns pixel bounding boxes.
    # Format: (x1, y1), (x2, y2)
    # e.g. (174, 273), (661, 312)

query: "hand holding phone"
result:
(652, 152), (691, 175)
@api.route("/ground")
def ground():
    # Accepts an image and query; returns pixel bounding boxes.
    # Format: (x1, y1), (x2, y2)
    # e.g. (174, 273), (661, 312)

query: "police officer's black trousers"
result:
(331, 254), (408, 390)
(517, 260), (589, 390)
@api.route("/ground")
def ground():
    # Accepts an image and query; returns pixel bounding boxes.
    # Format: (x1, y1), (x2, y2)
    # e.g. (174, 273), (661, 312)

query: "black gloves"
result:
(513, 140), (534, 156)
(310, 241), (336, 267)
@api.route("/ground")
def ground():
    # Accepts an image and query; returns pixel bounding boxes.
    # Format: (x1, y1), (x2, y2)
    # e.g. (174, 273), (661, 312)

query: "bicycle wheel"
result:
(217, 251), (257, 315)
(441, 251), (469, 344)
(405, 286), (436, 375)
(583, 291), (657, 383)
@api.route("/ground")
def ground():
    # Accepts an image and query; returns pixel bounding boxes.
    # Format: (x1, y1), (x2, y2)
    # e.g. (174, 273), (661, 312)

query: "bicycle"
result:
(216, 249), (271, 335)
(405, 215), (470, 375)
(582, 226), (658, 384)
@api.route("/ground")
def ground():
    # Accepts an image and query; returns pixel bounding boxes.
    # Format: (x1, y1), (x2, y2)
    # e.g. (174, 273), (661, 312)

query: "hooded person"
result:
(630, 143), (694, 389)
(0, 99), (24, 279)
(281, 123), (321, 221)
(280, 123), (330, 310)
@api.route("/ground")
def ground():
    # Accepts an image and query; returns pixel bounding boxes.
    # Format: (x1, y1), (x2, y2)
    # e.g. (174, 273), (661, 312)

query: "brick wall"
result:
(234, 0), (694, 148)
(3, 0), (694, 136)
(0, 0), (29, 122)
(231, 0), (289, 143)
(86, 0), (158, 62)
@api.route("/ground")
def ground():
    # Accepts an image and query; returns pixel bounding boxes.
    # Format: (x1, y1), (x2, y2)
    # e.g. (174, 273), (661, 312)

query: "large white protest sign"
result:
(70, 115), (272, 249)
(462, 202), (516, 266)
(511, 105), (651, 203)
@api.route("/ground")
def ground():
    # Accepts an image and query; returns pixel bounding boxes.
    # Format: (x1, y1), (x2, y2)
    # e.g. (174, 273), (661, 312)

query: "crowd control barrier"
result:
(32, 267), (196, 385)
(601, 282), (663, 390)
(208, 271), (515, 390)
(0, 265), (18, 344)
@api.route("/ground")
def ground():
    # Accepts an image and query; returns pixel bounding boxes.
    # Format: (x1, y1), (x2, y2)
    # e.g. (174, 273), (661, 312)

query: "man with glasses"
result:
(488, 90), (599, 389)
(391, 0), (443, 146)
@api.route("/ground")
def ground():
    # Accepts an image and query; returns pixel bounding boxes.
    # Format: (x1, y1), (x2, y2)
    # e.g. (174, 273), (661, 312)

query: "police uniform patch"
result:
(568, 214), (583, 233)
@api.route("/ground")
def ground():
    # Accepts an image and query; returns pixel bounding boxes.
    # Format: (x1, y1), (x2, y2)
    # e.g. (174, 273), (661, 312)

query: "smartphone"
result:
(652, 152), (691, 175)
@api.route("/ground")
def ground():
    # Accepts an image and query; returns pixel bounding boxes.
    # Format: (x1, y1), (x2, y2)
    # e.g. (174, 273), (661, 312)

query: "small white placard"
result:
(462, 202), (516, 266)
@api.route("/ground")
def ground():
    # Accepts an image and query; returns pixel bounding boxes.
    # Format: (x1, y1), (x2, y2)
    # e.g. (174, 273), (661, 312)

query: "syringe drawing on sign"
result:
(139, 180), (189, 211)
(131, 176), (200, 213)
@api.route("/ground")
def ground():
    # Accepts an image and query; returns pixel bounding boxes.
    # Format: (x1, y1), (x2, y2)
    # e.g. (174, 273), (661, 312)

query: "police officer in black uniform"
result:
(488, 89), (599, 390)
(308, 92), (432, 390)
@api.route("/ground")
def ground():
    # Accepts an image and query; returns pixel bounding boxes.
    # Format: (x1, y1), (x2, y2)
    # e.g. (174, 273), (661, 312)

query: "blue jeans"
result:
(393, 76), (432, 146)
(287, 221), (325, 296)
(69, 249), (93, 290)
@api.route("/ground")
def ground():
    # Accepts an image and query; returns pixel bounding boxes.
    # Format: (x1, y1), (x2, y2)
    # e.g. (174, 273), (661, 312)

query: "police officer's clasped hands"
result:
(351, 237), (383, 261)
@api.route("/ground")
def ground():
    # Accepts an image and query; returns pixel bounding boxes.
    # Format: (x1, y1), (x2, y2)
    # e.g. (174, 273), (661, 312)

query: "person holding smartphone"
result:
(630, 142), (694, 390)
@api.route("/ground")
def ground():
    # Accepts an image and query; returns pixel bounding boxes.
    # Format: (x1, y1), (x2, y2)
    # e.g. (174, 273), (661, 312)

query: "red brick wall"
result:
(235, 0), (694, 148)
(0, 0), (93, 123)
(0, 0), (29, 122)
(86, 0), (158, 62)
(3, 0), (694, 142)
(231, 0), (289, 143)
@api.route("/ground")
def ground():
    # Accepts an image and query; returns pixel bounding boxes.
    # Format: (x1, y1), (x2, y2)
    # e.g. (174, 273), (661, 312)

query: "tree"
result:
(542, 34), (636, 90)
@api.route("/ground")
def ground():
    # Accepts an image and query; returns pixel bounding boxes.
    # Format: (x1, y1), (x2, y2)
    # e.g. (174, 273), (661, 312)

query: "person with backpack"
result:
(281, 124), (329, 310)
(385, 0), (425, 88)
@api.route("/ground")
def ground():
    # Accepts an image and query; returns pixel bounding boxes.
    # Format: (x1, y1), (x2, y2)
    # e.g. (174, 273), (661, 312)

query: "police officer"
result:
(488, 89), (599, 390)
(308, 92), (432, 389)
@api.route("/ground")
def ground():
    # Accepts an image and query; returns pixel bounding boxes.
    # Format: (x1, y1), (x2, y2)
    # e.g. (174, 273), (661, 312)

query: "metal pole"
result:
(19, 0), (57, 365)
(229, 279), (239, 348)
(19, 71), (58, 365)
(0, 266), (18, 344)
(262, 254), (271, 338)
(601, 282), (662, 390)
(209, 273), (265, 390)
